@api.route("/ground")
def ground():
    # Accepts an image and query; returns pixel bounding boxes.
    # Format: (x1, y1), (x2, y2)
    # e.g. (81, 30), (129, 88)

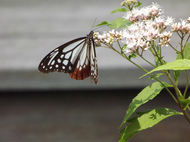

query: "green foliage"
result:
(177, 42), (190, 59)
(141, 59), (190, 78)
(120, 82), (171, 128)
(134, 1), (142, 8)
(149, 73), (164, 80)
(179, 97), (190, 110)
(94, 1), (190, 141)
(173, 70), (181, 81)
(111, 8), (128, 14)
(119, 108), (182, 142)
(96, 18), (131, 29)
(128, 53), (137, 60)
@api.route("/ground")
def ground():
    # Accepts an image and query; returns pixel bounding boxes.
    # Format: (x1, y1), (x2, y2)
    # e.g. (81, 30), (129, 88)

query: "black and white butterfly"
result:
(38, 31), (98, 84)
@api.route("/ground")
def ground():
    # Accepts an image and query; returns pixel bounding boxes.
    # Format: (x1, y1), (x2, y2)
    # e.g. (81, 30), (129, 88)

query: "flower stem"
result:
(184, 70), (189, 98)
(110, 46), (178, 103)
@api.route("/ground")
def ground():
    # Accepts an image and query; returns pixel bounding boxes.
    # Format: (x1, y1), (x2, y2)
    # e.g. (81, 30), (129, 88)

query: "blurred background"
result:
(0, 0), (190, 141)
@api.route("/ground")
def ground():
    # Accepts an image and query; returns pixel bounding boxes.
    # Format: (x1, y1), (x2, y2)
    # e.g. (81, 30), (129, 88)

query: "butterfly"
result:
(38, 31), (98, 84)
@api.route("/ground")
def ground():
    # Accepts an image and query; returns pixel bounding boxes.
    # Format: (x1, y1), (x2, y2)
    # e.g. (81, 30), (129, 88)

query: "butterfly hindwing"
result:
(70, 38), (91, 80)
(89, 36), (98, 84)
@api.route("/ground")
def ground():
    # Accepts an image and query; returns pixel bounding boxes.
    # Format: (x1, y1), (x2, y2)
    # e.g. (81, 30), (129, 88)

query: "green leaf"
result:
(96, 18), (131, 29)
(141, 59), (190, 78)
(128, 53), (137, 60)
(177, 42), (190, 59)
(154, 56), (166, 67)
(173, 70), (181, 81)
(111, 8), (128, 14)
(95, 21), (109, 27)
(119, 82), (170, 128)
(119, 108), (182, 142)
(134, 1), (142, 8)
(108, 18), (131, 29)
(179, 97), (190, 109)
(121, 44), (127, 54)
(149, 73), (164, 80)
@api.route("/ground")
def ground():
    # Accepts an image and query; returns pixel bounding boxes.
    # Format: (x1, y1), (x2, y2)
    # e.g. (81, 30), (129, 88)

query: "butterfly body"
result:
(38, 31), (98, 84)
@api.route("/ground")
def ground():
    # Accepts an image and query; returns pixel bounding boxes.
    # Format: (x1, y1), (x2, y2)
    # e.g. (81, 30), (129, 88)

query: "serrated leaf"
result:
(111, 8), (128, 14)
(119, 82), (170, 128)
(141, 59), (190, 78)
(119, 108), (182, 142)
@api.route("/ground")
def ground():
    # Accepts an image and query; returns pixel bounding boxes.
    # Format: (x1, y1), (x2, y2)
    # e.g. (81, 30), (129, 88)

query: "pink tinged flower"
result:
(149, 3), (162, 17)
(94, 30), (124, 45)
(123, 10), (139, 22)
(171, 23), (180, 32)
(154, 16), (167, 30)
(172, 19), (190, 34)
(165, 16), (175, 26)
(121, 0), (138, 6)
(159, 31), (172, 46)
(115, 31), (123, 40)
(188, 17), (190, 22)
(180, 19), (190, 34)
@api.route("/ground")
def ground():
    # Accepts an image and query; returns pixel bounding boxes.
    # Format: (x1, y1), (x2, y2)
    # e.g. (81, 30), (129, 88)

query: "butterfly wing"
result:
(38, 31), (98, 84)
(38, 37), (86, 73)
(89, 32), (98, 84)
(70, 31), (98, 84)
(69, 37), (91, 80)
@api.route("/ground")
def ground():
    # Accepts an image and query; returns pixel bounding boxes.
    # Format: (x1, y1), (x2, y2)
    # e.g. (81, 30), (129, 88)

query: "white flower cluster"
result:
(121, 0), (138, 6)
(93, 30), (123, 45)
(122, 3), (175, 53)
(122, 16), (174, 53)
(94, 2), (190, 55)
(123, 3), (162, 22)
(172, 19), (190, 34)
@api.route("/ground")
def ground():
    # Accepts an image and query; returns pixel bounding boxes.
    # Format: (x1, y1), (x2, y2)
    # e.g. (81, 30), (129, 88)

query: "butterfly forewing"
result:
(38, 31), (98, 84)
(38, 37), (86, 73)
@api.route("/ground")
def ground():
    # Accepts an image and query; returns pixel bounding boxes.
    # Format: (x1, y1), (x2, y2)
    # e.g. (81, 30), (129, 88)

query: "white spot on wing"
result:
(65, 52), (71, 59)
(79, 66), (82, 71)
(57, 59), (61, 63)
(63, 60), (68, 66)
(51, 60), (55, 65)
(48, 51), (59, 65)
(69, 66), (72, 71)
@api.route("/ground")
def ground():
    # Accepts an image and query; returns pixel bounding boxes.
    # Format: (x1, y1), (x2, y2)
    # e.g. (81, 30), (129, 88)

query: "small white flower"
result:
(165, 16), (175, 26)
(149, 2), (162, 17)
(188, 17), (190, 22)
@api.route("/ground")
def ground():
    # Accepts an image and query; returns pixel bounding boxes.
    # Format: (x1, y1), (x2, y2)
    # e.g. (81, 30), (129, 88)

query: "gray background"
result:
(1, 0), (190, 89)
(1, 0), (190, 142)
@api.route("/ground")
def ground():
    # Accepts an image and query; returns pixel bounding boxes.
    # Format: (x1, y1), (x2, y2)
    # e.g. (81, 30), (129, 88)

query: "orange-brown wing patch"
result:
(70, 64), (91, 80)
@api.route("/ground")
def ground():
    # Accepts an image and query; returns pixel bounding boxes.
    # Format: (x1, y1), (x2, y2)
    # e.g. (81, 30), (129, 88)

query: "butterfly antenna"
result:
(91, 17), (97, 30)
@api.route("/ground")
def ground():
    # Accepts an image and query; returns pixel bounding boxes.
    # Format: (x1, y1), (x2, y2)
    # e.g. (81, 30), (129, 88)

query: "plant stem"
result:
(110, 46), (179, 103)
(184, 70), (189, 98)
(180, 105), (190, 124)
(184, 35), (190, 47)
